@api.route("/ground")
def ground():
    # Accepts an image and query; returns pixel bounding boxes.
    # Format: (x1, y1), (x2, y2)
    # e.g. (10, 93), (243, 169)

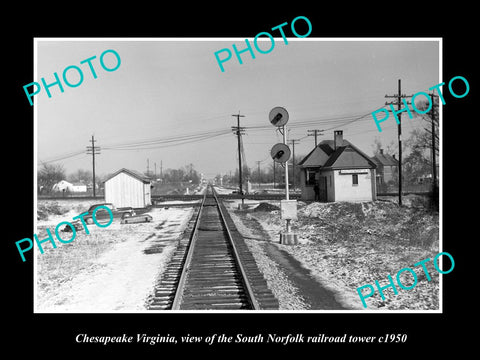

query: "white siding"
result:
(71, 185), (87, 192)
(371, 169), (377, 201)
(105, 172), (147, 208)
(333, 169), (373, 202)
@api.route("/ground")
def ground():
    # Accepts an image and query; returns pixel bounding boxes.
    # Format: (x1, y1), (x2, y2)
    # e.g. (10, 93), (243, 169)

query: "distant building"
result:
(104, 168), (152, 208)
(371, 149), (398, 185)
(72, 182), (87, 192)
(52, 180), (87, 193)
(298, 130), (377, 202)
(52, 180), (71, 192)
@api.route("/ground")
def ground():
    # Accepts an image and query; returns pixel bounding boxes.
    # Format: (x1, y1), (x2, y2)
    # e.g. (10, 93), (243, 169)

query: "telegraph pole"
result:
(426, 91), (439, 210)
(288, 139), (300, 191)
(385, 79), (412, 206)
(429, 92), (438, 191)
(256, 160), (261, 190)
(307, 129), (323, 147)
(232, 112), (246, 206)
(86, 135), (101, 197)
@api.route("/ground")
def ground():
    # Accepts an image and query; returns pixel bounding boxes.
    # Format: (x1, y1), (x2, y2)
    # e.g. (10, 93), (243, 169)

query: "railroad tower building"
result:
(299, 130), (377, 202)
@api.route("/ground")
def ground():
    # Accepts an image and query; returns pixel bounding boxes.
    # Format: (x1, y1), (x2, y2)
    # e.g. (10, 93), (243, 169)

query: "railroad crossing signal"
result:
(270, 143), (291, 163)
(269, 106), (289, 127)
(268, 106), (298, 245)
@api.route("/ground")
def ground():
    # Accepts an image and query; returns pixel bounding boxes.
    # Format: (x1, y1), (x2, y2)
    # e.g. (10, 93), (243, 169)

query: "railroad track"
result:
(147, 185), (278, 310)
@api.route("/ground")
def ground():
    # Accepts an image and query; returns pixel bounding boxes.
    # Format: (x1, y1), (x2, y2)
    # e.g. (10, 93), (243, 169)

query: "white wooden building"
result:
(52, 180), (87, 193)
(299, 131), (377, 202)
(104, 168), (152, 208)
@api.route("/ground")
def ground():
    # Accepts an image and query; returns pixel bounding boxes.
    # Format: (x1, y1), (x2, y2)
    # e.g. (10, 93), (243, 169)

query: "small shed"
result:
(299, 130), (377, 202)
(104, 168), (151, 208)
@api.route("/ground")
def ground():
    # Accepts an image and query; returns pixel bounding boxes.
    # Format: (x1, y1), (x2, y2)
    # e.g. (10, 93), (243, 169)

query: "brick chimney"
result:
(380, 148), (384, 155)
(334, 130), (343, 150)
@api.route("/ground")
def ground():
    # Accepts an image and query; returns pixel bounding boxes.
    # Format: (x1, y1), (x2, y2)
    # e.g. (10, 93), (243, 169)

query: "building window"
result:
(352, 174), (358, 186)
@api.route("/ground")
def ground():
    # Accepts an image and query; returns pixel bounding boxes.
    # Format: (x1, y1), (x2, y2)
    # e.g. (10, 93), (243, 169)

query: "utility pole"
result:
(256, 160), (261, 190)
(288, 139), (300, 191)
(385, 79), (413, 206)
(147, 158), (150, 177)
(86, 135), (101, 198)
(307, 129), (323, 147)
(232, 112), (246, 206)
(429, 92), (438, 191)
(154, 162), (157, 179)
(426, 91), (439, 210)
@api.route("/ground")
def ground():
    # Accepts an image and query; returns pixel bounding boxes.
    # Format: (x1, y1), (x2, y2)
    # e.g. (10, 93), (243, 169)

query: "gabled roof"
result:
(56, 180), (72, 185)
(323, 145), (377, 169)
(318, 142), (335, 156)
(371, 152), (399, 166)
(298, 147), (319, 166)
(299, 139), (377, 170)
(103, 168), (151, 184)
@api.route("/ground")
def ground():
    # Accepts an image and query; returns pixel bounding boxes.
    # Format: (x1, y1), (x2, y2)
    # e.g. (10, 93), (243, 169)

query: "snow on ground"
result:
(226, 199), (440, 311)
(35, 206), (194, 312)
(212, 185), (236, 195)
(157, 200), (201, 205)
(229, 210), (310, 310)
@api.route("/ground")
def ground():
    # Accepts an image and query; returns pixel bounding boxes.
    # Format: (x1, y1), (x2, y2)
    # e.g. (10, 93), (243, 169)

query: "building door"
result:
(318, 176), (327, 201)
(144, 183), (151, 207)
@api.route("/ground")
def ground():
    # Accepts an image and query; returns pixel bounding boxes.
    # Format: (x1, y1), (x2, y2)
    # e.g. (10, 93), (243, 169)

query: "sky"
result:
(35, 38), (440, 179)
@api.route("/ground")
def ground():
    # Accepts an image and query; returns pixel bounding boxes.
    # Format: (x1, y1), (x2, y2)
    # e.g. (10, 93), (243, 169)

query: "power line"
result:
(38, 150), (85, 164)
(38, 130), (231, 165)
(37, 107), (384, 166)
(244, 112), (374, 132)
(103, 129), (231, 150)
(306, 129), (323, 146)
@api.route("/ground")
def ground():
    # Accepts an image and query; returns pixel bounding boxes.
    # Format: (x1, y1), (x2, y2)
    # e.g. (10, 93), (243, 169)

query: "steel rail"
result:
(170, 190), (207, 310)
(211, 187), (260, 310)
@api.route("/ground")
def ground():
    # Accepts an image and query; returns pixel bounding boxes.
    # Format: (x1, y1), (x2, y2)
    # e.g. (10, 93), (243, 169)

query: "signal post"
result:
(269, 107), (298, 245)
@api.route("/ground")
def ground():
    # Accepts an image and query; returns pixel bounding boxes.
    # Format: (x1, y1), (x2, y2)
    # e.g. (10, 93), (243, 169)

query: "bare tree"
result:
(371, 137), (397, 156)
(67, 169), (92, 184)
(412, 98), (439, 159)
(38, 163), (66, 193)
